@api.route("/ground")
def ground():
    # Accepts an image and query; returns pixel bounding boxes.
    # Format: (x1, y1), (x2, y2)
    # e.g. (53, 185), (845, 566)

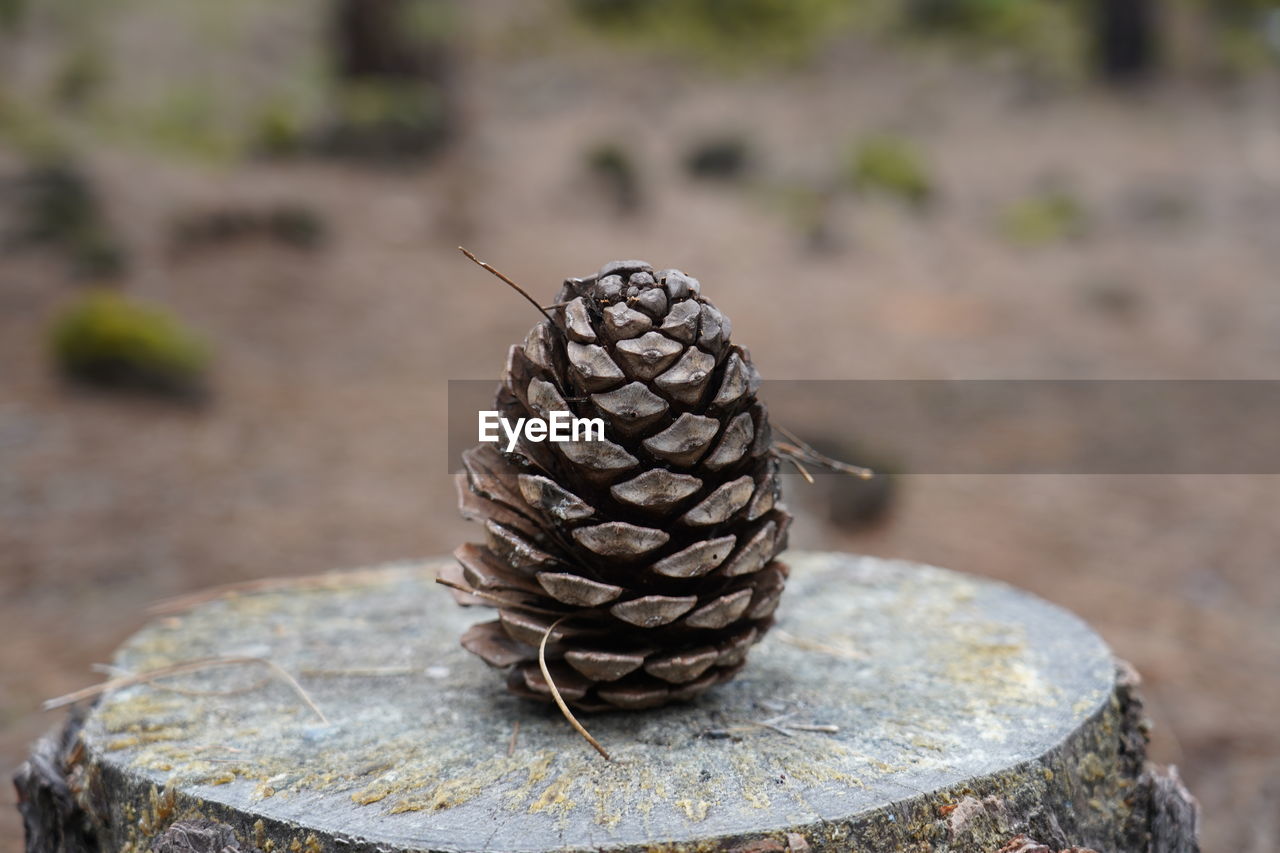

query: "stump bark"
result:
(15, 552), (1198, 853)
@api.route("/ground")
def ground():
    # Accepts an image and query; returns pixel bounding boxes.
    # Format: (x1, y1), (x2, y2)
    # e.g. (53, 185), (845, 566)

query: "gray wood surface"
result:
(15, 552), (1198, 852)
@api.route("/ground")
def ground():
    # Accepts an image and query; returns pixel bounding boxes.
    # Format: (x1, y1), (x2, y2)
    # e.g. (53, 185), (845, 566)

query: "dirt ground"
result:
(3, 12), (1280, 852)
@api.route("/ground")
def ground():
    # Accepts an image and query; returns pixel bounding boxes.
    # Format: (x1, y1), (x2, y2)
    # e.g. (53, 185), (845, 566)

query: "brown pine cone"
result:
(444, 259), (791, 711)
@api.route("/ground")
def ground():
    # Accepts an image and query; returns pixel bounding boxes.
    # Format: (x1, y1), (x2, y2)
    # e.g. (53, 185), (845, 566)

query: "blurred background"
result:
(2, 1), (1279, 850)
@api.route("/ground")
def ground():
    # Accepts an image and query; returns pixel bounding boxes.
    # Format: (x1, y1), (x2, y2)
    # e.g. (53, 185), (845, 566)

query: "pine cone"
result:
(445, 259), (790, 711)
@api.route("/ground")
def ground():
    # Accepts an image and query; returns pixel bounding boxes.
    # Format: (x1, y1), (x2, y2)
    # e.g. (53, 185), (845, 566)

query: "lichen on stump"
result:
(15, 554), (1199, 852)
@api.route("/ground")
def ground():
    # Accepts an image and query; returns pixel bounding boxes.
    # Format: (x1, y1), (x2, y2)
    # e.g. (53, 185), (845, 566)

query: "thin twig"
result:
(458, 247), (586, 404)
(149, 578), (295, 614)
(702, 725), (755, 738)
(507, 720), (521, 757)
(299, 667), (417, 678)
(773, 629), (867, 661)
(91, 663), (272, 697)
(774, 424), (875, 480)
(779, 448), (816, 484)
(539, 616), (610, 760)
(45, 656), (329, 724)
(702, 714), (839, 739)
(755, 713), (796, 737)
(149, 565), (415, 615)
(459, 247), (556, 327)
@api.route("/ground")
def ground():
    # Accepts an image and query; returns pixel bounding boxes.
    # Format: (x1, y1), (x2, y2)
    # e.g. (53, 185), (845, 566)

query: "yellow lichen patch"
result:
(528, 772), (576, 816)
(350, 787), (388, 806)
(778, 754), (865, 790)
(501, 752), (557, 811)
(628, 765), (661, 821)
(910, 735), (943, 752)
(1078, 752), (1106, 782)
(675, 798), (711, 822)
(520, 752), (554, 786)
(104, 727), (189, 751)
(939, 623), (1042, 701)
(136, 784), (179, 836)
(373, 754), (530, 814)
(594, 786), (623, 829)
(424, 775), (489, 811)
(729, 751), (772, 810)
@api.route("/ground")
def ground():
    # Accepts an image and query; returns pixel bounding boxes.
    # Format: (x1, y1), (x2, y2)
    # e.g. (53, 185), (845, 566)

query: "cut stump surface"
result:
(15, 552), (1198, 852)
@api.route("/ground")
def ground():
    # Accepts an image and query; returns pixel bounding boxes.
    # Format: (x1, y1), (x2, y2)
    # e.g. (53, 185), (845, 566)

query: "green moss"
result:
(51, 291), (209, 398)
(900, 0), (1089, 82)
(0, 92), (67, 158)
(0, 0), (23, 31)
(999, 190), (1087, 247)
(315, 81), (449, 162)
(51, 41), (109, 109)
(249, 102), (307, 158)
(1211, 24), (1276, 77)
(847, 134), (933, 208)
(141, 87), (238, 162)
(401, 0), (459, 43)
(755, 181), (838, 250)
(569, 0), (856, 67)
(906, 0), (1068, 40)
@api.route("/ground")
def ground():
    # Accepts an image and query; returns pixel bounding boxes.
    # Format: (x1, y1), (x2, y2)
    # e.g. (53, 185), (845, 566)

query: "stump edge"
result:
(15, 659), (1199, 853)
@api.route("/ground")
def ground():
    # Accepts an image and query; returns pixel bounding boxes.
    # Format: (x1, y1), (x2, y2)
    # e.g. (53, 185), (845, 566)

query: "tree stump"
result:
(15, 553), (1198, 853)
